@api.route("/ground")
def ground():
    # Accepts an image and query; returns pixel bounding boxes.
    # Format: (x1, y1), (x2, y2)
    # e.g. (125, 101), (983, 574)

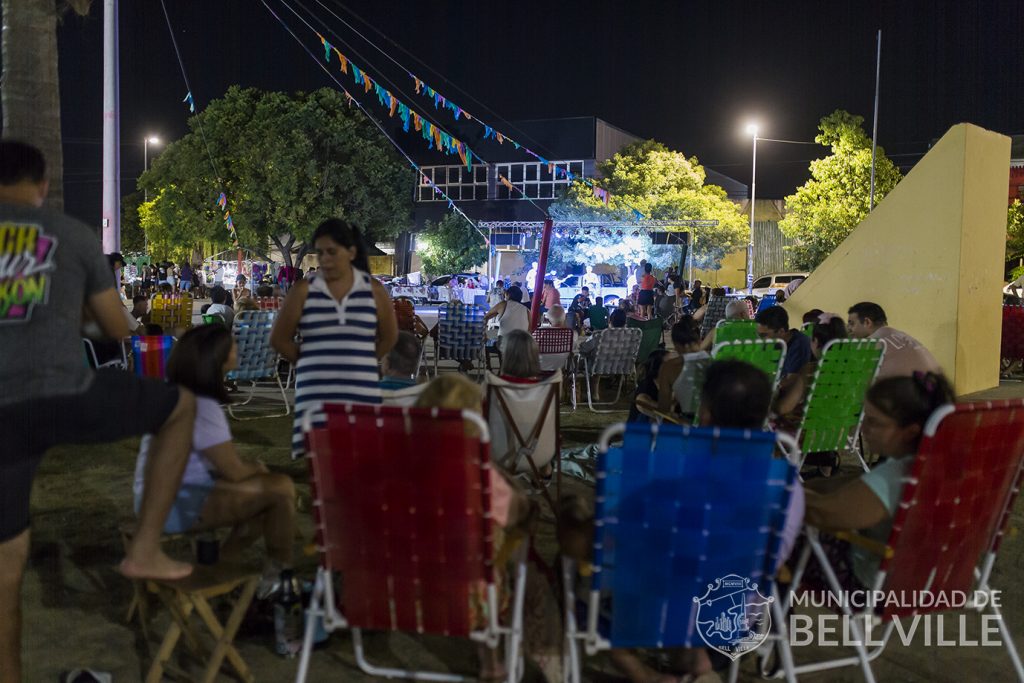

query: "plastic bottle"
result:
(273, 569), (303, 657)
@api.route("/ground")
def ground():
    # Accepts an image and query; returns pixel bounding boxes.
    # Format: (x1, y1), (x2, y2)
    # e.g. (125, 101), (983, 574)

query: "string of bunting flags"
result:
(316, 32), (476, 172)
(217, 192), (240, 248)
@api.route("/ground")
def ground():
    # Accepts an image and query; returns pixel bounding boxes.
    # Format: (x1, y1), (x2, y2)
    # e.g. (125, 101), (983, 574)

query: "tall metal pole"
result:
(869, 29), (882, 211)
(746, 132), (757, 294)
(143, 138), (149, 203)
(102, 0), (121, 253)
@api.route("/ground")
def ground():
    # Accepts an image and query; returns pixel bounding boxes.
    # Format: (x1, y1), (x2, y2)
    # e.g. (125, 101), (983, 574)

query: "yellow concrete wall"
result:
(784, 123), (1010, 395)
(691, 249), (746, 288)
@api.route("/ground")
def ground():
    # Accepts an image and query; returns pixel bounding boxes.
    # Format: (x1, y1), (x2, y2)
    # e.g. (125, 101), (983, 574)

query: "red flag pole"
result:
(529, 217), (553, 331)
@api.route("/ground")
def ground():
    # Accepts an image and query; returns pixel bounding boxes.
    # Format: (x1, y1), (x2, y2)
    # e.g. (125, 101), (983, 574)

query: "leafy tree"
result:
(119, 191), (147, 254)
(140, 86), (413, 266)
(548, 140), (749, 270)
(418, 212), (488, 276)
(1007, 199), (1024, 260)
(779, 110), (902, 270)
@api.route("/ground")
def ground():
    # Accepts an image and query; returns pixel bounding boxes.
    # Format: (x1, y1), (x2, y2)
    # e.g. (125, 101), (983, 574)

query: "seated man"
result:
(699, 298), (751, 351)
(587, 296), (609, 330)
(656, 317), (704, 414)
(847, 301), (942, 380)
(380, 331), (422, 390)
(755, 305), (812, 379)
(131, 294), (151, 325)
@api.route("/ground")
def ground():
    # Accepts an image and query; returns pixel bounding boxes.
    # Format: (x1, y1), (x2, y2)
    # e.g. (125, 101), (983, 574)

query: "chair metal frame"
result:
(792, 338), (885, 472)
(83, 337), (129, 370)
(779, 400), (1024, 682)
(579, 327), (643, 413)
(562, 423), (802, 683)
(296, 405), (527, 683)
(226, 310), (290, 420)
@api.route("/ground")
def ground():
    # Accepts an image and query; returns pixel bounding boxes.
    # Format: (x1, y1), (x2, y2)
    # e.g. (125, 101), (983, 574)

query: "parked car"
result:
(430, 273), (485, 288)
(750, 272), (809, 298)
(556, 273), (629, 305)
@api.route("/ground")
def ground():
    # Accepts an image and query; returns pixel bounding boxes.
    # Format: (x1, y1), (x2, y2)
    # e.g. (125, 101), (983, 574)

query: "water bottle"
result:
(273, 569), (303, 657)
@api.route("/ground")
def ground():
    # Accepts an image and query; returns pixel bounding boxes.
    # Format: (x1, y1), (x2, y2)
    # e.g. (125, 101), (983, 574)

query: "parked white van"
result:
(750, 273), (809, 297)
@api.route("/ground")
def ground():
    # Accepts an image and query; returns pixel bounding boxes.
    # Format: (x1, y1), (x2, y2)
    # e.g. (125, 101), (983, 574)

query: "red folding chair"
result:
(296, 404), (527, 683)
(255, 296), (282, 311)
(784, 400), (1024, 682)
(1001, 305), (1024, 372)
(532, 327), (574, 373)
(130, 335), (174, 379)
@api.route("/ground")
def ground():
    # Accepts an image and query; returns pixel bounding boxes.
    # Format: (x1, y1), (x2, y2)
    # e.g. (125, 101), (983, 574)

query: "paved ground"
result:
(18, 328), (1024, 681)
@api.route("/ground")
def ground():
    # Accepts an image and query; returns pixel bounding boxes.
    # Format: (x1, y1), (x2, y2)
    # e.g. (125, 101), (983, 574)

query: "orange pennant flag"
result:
(334, 49), (348, 74)
(499, 175), (516, 192)
(413, 112), (422, 131)
(415, 78), (422, 94)
(364, 75), (372, 93)
(389, 95), (398, 117)
(496, 133), (504, 144)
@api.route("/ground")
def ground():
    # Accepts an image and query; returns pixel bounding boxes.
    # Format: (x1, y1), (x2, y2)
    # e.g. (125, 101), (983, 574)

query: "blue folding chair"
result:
(226, 310), (290, 419)
(564, 422), (801, 683)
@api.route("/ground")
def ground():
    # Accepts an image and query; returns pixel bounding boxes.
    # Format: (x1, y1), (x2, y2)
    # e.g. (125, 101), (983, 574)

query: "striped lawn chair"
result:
(785, 400), (1024, 682)
(579, 327), (642, 413)
(714, 319), (759, 344)
(297, 404), (527, 683)
(433, 303), (486, 377)
(226, 310), (289, 419)
(130, 335), (174, 379)
(795, 339), (885, 471)
(532, 327), (574, 372)
(564, 422), (801, 683)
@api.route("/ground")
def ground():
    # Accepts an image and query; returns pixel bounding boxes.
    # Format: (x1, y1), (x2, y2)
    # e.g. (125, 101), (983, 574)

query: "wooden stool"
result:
(119, 522), (190, 641)
(145, 564), (258, 683)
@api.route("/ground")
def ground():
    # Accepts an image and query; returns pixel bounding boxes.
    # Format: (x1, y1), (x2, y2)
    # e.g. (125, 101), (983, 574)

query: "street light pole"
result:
(142, 136), (160, 253)
(745, 124), (759, 294)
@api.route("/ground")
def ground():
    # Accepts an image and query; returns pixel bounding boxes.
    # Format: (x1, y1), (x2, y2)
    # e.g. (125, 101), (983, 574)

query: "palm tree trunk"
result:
(1, 0), (64, 211)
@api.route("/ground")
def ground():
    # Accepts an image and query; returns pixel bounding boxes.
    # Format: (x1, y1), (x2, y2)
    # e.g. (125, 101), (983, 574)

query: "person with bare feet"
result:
(133, 324), (296, 596)
(0, 141), (196, 683)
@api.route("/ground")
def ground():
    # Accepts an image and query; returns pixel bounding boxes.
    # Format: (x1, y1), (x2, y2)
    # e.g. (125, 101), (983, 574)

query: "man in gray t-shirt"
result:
(0, 141), (198, 681)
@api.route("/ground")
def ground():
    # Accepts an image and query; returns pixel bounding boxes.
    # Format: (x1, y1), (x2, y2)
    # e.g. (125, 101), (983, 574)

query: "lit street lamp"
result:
(745, 123), (758, 294)
(143, 135), (161, 203)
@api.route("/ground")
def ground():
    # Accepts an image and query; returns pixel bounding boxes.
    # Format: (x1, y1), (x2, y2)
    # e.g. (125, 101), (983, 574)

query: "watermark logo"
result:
(693, 574), (773, 660)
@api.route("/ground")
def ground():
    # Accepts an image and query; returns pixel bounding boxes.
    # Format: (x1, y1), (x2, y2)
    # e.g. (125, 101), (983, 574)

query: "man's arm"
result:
(87, 288), (133, 339)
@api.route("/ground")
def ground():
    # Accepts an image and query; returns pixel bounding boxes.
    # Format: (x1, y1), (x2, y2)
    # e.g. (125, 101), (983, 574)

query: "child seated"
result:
(132, 323), (297, 595)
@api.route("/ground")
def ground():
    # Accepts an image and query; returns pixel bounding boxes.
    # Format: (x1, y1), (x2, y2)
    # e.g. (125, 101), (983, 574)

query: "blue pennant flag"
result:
(182, 92), (195, 113)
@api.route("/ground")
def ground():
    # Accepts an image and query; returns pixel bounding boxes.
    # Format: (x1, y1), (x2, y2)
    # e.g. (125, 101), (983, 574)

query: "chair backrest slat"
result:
(880, 400), (1024, 619)
(711, 339), (786, 392)
(594, 422), (795, 648)
(714, 319), (758, 344)
(797, 339), (884, 454)
(699, 296), (730, 338)
(437, 303), (485, 361)
(306, 404), (495, 637)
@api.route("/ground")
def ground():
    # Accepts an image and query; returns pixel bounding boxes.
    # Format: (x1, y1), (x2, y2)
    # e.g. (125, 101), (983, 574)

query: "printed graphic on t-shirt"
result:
(0, 222), (58, 323)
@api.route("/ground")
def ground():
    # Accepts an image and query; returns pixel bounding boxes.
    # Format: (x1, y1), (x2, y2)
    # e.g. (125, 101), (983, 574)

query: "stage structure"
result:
(478, 219), (719, 329)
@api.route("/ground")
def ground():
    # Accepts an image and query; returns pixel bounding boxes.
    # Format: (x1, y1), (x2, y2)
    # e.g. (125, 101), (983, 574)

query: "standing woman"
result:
(271, 219), (398, 456)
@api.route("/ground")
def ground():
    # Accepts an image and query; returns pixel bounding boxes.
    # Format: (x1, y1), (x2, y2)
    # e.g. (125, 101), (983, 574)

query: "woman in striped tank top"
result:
(271, 219), (398, 456)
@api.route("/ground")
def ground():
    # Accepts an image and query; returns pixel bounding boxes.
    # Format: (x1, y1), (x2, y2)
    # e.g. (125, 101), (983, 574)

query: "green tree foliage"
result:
(779, 110), (903, 270)
(140, 86), (412, 266)
(1007, 199), (1024, 260)
(548, 140), (749, 270)
(119, 191), (146, 254)
(418, 212), (488, 276)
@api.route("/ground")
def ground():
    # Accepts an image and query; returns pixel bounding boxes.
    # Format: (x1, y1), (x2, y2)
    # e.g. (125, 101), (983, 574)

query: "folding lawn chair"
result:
(756, 296), (778, 314)
(83, 337), (129, 370)
(130, 335), (175, 379)
(794, 338), (884, 472)
(563, 421), (802, 683)
(297, 404), (527, 683)
(484, 370), (563, 512)
(380, 382), (428, 407)
(711, 339), (786, 393)
(226, 310), (289, 419)
(151, 293), (193, 331)
(698, 295), (730, 338)
(784, 399), (1024, 682)
(533, 327), (574, 373)
(627, 315), (664, 365)
(255, 296), (283, 311)
(579, 327), (642, 413)
(714, 319), (758, 344)
(434, 303), (486, 378)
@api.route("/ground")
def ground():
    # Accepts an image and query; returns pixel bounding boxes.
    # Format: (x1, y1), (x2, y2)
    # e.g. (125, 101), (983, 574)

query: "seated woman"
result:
(629, 349), (668, 423)
(498, 329), (542, 383)
(132, 323), (296, 594)
(796, 372), (954, 594)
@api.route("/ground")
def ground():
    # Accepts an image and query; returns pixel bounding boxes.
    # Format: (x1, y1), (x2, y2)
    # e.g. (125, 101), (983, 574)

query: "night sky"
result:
(53, 0), (1024, 224)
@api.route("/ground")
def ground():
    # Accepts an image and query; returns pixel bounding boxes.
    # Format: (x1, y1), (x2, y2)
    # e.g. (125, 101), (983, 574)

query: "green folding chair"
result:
(626, 315), (664, 365)
(711, 338), (786, 392)
(795, 338), (885, 472)
(714, 319), (759, 344)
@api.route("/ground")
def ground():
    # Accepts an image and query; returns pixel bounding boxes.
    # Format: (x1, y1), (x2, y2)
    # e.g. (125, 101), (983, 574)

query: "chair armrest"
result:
(634, 396), (685, 425)
(832, 530), (894, 560)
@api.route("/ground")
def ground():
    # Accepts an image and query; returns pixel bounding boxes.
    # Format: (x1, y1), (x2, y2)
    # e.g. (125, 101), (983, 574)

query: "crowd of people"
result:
(0, 139), (959, 683)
